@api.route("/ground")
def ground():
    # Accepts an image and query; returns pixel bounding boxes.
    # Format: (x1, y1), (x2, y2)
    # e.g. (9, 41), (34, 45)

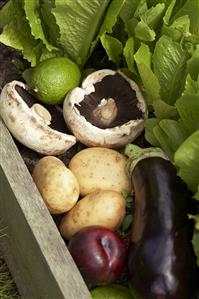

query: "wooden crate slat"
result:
(0, 118), (91, 299)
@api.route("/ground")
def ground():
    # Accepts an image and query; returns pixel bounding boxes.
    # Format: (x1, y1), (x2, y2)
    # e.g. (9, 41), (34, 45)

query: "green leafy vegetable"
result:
(141, 3), (165, 29)
(52, 0), (110, 67)
(152, 35), (187, 105)
(91, 284), (133, 299)
(171, 0), (199, 32)
(153, 100), (178, 119)
(163, 0), (176, 25)
(134, 43), (161, 105)
(0, 0), (39, 66)
(175, 94), (199, 133)
(192, 230), (199, 266)
(174, 130), (199, 194)
(24, 0), (56, 52)
(134, 19), (156, 42)
(40, 0), (60, 47)
(123, 37), (135, 73)
(101, 34), (123, 67)
(90, 0), (125, 54)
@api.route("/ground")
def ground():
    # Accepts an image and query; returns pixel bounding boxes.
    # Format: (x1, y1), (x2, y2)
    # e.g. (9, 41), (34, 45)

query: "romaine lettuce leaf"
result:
(153, 100), (178, 119)
(134, 0), (148, 18)
(119, 0), (140, 23)
(175, 94), (199, 133)
(163, 0), (176, 25)
(40, 0), (60, 47)
(144, 118), (160, 147)
(153, 35), (187, 105)
(134, 43), (161, 105)
(183, 74), (199, 95)
(100, 34), (123, 67)
(52, 0), (110, 67)
(141, 3), (165, 30)
(123, 37), (135, 73)
(134, 19), (156, 42)
(171, 0), (199, 32)
(0, 0), (39, 66)
(174, 130), (199, 193)
(90, 0), (125, 53)
(187, 47), (199, 80)
(23, 0), (56, 52)
(145, 117), (189, 160)
(192, 230), (199, 266)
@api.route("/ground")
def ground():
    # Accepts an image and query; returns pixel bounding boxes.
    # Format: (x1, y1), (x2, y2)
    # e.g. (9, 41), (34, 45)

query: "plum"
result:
(68, 226), (127, 286)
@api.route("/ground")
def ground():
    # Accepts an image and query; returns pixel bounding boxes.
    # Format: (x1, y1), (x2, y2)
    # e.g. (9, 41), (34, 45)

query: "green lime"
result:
(26, 57), (81, 105)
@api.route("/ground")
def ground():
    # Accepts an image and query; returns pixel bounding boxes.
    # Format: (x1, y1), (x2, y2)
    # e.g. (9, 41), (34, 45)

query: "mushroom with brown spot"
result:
(0, 80), (76, 155)
(63, 69), (148, 148)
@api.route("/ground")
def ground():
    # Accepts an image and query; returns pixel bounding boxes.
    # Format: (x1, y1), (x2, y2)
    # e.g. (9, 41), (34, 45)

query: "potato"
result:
(32, 156), (79, 214)
(68, 147), (131, 196)
(59, 190), (126, 240)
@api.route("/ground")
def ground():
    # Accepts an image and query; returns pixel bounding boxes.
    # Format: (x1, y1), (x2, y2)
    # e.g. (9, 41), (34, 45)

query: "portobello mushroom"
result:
(125, 145), (197, 299)
(63, 69), (147, 148)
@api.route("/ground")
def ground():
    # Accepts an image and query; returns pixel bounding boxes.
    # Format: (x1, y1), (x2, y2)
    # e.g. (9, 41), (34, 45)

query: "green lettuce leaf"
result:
(192, 230), (199, 266)
(123, 37), (135, 73)
(195, 187), (199, 201)
(134, 19), (156, 42)
(153, 35), (187, 105)
(90, 0), (125, 54)
(40, 0), (60, 47)
(152, 119), (188, 160)
(134, 43), (161, 106)
(144, 118), (160, 147)
(183, 74), (199, 95)
(134, 0), (148, 18)
(187, 47), (199, 80)
(100, 34), (123, 67)
(0, 0), (39, 66)
(163, 0), (176, 25)
(157, 119), (188, 152)
(23, 0), (56, 52)
(0, 0), (15, 27)
(141, 3), (165, 30)
(174, 130), (199, 193)
(175, 94), (199, 133)
(119, 0), (140, 23)
(171, 0), (199, 32)
(52, 0), (110, 67)
(153, 100), (178, 119)
(162, 15), (190, 42)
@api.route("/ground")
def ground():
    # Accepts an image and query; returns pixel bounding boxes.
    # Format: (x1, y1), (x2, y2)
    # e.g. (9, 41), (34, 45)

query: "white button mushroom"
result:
(0, 81), (76, 155)
(63, 69), (148, 148)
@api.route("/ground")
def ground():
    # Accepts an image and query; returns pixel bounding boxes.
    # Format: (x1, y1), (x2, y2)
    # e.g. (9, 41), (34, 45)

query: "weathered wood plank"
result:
(0, 117), (92, 299)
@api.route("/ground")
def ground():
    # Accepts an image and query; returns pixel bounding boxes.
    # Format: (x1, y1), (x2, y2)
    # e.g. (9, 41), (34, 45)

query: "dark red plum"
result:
(68, 226), (127, 286)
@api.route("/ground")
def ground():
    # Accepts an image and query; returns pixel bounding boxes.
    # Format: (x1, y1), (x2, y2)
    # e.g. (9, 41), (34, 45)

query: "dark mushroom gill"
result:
(76, 73), (144, 129)
(15, 85), (68, 133)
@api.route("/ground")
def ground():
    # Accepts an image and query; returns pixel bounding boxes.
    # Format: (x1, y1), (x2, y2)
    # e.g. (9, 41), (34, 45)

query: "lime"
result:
(26, 57), (81, 105)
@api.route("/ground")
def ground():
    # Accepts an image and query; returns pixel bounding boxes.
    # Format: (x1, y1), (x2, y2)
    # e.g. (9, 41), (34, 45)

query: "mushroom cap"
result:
(0, 81), (76, 155)
(63, 69), (147, 148)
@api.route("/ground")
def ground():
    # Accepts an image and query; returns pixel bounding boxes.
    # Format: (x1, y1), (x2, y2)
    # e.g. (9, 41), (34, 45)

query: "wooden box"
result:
(0, 117), (92, 299)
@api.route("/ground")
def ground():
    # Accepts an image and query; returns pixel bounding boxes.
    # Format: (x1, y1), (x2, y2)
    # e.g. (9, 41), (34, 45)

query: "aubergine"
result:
(125, 145), (197, 299)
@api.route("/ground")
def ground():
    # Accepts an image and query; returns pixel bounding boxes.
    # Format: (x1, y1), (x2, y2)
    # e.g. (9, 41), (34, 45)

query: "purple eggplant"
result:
(125, 145), (197, 299)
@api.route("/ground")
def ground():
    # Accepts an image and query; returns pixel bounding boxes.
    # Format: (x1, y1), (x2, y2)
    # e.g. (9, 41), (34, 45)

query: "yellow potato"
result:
(59, 190), (126, 239)
(68, 147), (131, 196)
(32, 156), (79, 214)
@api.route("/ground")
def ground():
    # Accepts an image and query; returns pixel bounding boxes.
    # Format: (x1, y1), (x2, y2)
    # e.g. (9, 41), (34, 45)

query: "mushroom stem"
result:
(30, 103), (52, 125)
(93, 98), (118, 127)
